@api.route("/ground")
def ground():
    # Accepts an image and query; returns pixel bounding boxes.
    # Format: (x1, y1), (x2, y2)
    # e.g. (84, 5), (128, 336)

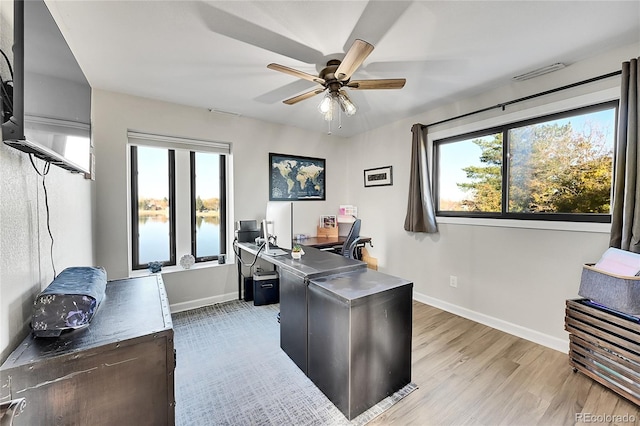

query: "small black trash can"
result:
(243, 276), (254, 302)
(253, 271), (279, 306)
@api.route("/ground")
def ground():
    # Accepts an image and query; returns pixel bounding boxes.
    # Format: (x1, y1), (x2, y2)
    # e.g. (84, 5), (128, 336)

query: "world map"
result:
(270, 155), (325, 200)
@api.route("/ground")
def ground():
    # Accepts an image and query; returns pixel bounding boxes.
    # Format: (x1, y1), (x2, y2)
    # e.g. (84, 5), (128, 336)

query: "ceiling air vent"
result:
(513, 63), (566, 81)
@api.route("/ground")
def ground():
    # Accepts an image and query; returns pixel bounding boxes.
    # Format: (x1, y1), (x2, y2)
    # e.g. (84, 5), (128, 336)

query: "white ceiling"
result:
(46, 0), (640, 138)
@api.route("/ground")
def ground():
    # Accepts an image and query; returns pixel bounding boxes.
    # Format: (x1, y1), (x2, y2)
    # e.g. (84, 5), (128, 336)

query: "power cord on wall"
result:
(1, 48), (14, 123)
(29, 154), (57, 278)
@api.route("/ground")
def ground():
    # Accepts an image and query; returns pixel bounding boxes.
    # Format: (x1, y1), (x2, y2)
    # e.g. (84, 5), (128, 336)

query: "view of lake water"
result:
(139, 215), (220, 264)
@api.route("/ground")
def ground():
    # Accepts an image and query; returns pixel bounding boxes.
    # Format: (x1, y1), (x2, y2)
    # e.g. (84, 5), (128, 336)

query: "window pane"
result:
(438, 133), (503, 212)
(136, 146), (171, 264)
(508, 108), (615, 214)
(194, 152), (221, 259)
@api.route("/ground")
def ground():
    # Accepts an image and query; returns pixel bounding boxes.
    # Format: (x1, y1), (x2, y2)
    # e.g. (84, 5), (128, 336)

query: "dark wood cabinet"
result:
(0, 275), (175, 425)
(565, 298), (640, 406)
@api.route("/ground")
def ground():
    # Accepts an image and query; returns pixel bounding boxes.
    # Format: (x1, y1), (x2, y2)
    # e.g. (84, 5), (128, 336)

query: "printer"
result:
(235, 220), (260, 243)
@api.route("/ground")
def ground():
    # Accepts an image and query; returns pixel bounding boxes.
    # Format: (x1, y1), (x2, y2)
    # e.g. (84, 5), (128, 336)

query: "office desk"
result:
(235, 242), (412, 420)
(296, 237), (371, 260)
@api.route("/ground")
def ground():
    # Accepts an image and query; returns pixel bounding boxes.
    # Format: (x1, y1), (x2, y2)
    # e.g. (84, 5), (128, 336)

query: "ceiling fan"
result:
(267, 39), (406, 117)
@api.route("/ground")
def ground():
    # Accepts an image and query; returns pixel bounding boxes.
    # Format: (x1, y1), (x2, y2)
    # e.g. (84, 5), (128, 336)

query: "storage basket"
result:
(578, 264), (640, 315)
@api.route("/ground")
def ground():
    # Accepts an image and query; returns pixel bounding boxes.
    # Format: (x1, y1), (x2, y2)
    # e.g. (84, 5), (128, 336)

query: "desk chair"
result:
(341, 219), (364, 259)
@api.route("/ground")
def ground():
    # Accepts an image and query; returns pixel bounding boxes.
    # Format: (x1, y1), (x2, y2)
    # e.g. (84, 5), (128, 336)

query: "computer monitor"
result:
(264, 201), (293, 254)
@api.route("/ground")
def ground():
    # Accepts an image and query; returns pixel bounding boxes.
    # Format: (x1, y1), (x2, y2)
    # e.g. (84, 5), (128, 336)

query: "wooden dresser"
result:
(0, 275), (175, 425)
(565, 298), (640, 406)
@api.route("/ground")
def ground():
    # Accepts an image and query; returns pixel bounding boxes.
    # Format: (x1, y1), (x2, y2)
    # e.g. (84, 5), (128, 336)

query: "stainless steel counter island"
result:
(308, 270), (413, 419)
(236, 242), (413, 420)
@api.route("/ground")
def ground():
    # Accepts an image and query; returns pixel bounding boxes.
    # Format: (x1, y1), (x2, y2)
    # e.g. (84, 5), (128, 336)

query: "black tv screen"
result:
(1, 0), (92, 175)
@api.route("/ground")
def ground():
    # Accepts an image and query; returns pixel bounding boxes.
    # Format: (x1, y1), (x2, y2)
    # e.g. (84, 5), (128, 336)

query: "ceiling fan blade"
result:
(255, 80), (318, 104)
(283, 88), (326, 105)
(343, 2), (412, 52)
(347, 79), (406, 90)
(365, 59), (468, 75)
(335, 39), (374, 81)
(196, 3), (324, 65)
(268, 63), (325, 85)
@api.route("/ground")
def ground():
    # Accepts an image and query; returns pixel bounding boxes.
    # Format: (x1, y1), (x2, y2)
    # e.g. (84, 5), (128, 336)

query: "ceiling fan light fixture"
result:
(318, 93), (333, 114)
(323, 104), (334, 122)
(337, 91), (357, 116)
(318, 93), (335, 121)
(268, 38), (406, 131)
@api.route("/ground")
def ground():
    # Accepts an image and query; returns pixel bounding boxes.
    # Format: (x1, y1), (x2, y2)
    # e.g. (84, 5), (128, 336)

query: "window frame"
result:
(433, 100), (619, 223)
(190, 151), (227, 263)
(130, 145), (177, 270)
(130, 144), (228, 271)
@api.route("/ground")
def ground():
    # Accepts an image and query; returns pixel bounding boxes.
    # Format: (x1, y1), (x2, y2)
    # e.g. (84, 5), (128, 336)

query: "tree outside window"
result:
(436, 102), (617, 222)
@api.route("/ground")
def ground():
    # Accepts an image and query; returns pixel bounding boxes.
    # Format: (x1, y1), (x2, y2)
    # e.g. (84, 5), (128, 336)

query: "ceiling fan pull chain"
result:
(338, 106), (343, 129)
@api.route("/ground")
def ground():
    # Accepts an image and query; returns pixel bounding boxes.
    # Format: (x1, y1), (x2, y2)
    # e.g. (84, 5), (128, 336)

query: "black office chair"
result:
(341, 219), (363, 259)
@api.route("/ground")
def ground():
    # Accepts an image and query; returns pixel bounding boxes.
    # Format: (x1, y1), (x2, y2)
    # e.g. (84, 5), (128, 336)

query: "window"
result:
(435, 101), (618, 222)
(191, 152), (226, 262)
(131, 146), (176, 268)
(130, 134), (228, 270)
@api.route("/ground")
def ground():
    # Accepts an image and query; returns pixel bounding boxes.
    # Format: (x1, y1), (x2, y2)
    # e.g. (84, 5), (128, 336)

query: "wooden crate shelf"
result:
(565, 298), (640, 406)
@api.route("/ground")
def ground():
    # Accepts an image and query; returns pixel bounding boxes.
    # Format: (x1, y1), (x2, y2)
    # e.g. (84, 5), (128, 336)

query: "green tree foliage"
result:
(458, 121), (612, 213)
(196, 196), (205, 212)
(138, 198), (168, 210)
(458, 134), (503, 212)
(195, 196), (219, 213)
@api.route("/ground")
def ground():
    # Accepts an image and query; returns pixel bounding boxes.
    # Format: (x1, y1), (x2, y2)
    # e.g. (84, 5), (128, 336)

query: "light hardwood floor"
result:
(368, 301), (640, 426)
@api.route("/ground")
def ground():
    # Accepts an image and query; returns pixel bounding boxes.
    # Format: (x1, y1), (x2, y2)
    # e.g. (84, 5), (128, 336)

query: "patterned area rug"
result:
(172, 300), (417, 425)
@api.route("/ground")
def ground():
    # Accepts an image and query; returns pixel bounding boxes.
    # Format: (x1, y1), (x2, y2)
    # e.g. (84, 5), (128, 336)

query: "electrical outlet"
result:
(449, 275), (458, 288)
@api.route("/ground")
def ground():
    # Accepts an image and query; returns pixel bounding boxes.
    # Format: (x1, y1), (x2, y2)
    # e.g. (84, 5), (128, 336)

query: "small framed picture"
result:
(364, 166), (393, 187)
(320, 215), (337, 228)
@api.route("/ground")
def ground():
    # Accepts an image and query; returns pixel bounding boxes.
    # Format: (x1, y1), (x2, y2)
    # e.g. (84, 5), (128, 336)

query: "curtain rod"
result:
(423, 70), (622, 129)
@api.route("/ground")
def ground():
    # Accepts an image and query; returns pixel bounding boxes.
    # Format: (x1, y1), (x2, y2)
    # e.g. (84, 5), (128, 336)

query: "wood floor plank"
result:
(367, 301), (640, 426)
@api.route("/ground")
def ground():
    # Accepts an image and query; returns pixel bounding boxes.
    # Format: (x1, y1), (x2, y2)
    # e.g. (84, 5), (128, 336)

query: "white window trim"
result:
(127, 131), (230, 154)
(436, 216), (611, 234)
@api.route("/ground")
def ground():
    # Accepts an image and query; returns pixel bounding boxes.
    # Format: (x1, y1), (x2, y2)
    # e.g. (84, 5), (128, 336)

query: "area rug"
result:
(172, 300), (417, 425)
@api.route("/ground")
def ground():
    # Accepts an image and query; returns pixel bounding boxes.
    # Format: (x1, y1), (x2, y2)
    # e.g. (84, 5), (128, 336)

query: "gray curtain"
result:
(610, 57), (640, 253)
(404, 124), (438, 233)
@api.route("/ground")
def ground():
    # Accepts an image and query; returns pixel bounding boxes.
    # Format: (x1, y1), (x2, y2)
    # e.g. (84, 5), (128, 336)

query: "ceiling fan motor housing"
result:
(320, 60), (349, 92)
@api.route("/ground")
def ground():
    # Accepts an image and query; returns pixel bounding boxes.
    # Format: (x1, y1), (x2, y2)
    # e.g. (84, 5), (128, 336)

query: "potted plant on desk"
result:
(291, 244), (304, 260)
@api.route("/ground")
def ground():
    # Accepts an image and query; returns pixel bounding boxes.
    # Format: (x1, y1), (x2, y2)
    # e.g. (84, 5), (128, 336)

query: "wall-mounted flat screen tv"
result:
(1, 0), (92, 175)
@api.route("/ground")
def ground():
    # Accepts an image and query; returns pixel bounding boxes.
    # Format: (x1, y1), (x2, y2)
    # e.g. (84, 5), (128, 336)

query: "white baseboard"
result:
(169, 290), (569, 353)
(413, 291), (569, 354)
(170, 292), (238, 313)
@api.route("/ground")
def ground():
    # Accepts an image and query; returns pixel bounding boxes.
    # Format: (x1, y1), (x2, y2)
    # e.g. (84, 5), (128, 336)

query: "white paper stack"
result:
(594, 247), (640, 276)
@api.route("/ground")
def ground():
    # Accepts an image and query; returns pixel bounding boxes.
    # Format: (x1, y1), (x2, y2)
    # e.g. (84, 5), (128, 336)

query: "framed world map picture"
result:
(270, 153), (326, 201)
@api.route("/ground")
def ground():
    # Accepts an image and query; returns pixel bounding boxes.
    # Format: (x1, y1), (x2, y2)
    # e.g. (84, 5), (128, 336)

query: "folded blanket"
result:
(31, 266), (107, 337)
